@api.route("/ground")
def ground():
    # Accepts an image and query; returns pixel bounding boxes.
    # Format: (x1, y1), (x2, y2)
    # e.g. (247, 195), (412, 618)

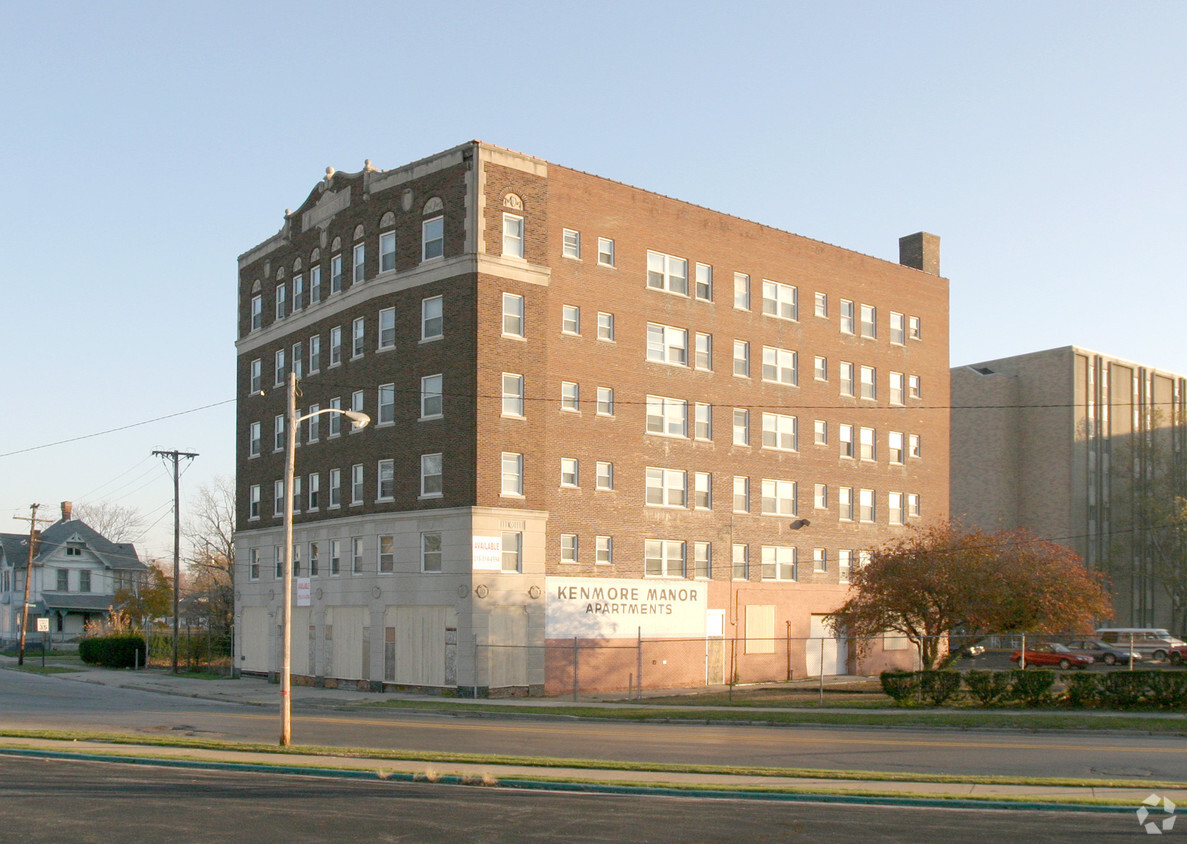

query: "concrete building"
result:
(234, 141), (950, 695)
(952, 347), (1187, 633)
(0, 502), (147, 645)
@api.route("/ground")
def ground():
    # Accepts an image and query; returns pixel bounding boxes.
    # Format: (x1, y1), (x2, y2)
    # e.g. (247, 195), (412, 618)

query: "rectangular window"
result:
(307, 405), (319, 443)
(502, 532), (522, 572)
(503, 213), (524, 258)
(839, 486), (854, 521)
(502, 373), (524, 417)
(422, 295), (443, 341)
(329, 539), (341, 575)
(695, 263), (713, 301)
(839, 362), (854, 396)
(274, 545), (283, 579)
(908, 315), (921, 340)
(330, 254), (343, 294)
(859, 488), (876, 523)
(422, 216), (444, 261)
(275, 283), (287, 320)
(733, 409), (749, 446)
(250, 295), (262, 331)
(352, 390), (364, 421)
(762, 279), (797, 321)
(645, 467), (687, 508)
(351, 464), (364, 505)
(645, 395), (687, 437)
(814, 291), (827, 318)
(502, 293), (524, 338)
(291, 476), (301, 515)
(501, 452), (523, 496)
(814, 419), (828, 445)
(378, 307), (396, 349)
(291, 342), (303, 379)
(421, 532), (443, 573)
(378, 534), (395, 573)
(249, 359), (262, 394)
(839, 424), (854, 458)
(274, 349), (286, 386)
(273, 479), (284, 517)
(646, 250), (688, 295)
(562, 228), (580, 259)
(421, 374), (443, 419)
(840, 299), (855, 334)
(859, 426), (876, 461)
(908, 375), (921, 399)
(889, 431), (904, 464)
(644, 539), (685, 577)
(352, 317), (365, 358)
(733, 340), (750, 377)
(909, 433), (921, 459)
(813, 548), (827, 572)
(733, 476), (749, 513)
(349, 537), (364, 575)
(694, 332), (712, 371)
(328, 397), (342, 437)
(561, 381), (580, 412)
(694, 402), (712, 440)
(814, 483), (828, 509)
(761, 546), (796, 581)
(646, 322), (688, 366)
(562, 304), (581, 335)
(734, 272), (750, 310)
(814, 355), (827, 381)
(308, 541), (319, 576)
(560, 457), (579, 488)
(249, 484), (260, 520)
(889, 492), (904, 525)
(292, 274), (304, 312)
(694, 541), (712, 578)
(377, 459), (395, 500)
(309, 265), (321, 304)
(329, 326), (342, 367)
(761, 413), (797, 452)
(597, 311), (614, 341)
(597, 237), (614, 267)
(249, 422), (261, 458)
(889, 371), (904, 405)
(596, 386), (614, 416)
(860, 304), (876, 338)
(860, 365), (876, 400)
(352, 242), (366, 283)
(595, 535), (612, 565)
(732, 544), (749, 580)
(308, 335), (321, 373)
(79, 569), (92, 592)
(761, 479), (796, 516)
(249, 547), (260, 580)
(839, 550), (853, 583)
(761, 346), (797, 386)
(379, 231), (396, 273)
(693, 472), (712, 510)
(890, 312), (905, 345)
(420, 453), (443, 497)
(596, 461), (614, 490)
(274, 414), (285, 452)
(377, 384), (395, 425)
(560, 534), (578, 564)
(328, 468), (341, 508)
(908, 493), (921, 518)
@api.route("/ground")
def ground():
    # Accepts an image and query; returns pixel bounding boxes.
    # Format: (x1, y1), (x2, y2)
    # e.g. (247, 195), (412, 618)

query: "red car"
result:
(1009, 643), (1094, 670)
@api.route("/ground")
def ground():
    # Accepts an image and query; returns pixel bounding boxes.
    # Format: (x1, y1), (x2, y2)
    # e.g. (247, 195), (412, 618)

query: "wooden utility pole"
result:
(153, 449), (198, 673)
(14, 504), (53, 666)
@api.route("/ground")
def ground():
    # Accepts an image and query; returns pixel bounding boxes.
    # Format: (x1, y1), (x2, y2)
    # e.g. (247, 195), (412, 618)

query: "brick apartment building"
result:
(234, 141), (950, 695)
(952, 347), (1187, 634)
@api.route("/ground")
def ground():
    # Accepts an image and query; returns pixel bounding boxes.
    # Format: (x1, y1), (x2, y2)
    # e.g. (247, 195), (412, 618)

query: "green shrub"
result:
(1009, 669), (1056, 706)
(1065, 672), (1103, 707)
(918, 670), (962, 706)
(1100, 671), (1153, 708)
(1142, 672), (1187, 709)
(79, 634), (146, 668)
(964, 670), (1013, 706)
(880, 671), (921, 705)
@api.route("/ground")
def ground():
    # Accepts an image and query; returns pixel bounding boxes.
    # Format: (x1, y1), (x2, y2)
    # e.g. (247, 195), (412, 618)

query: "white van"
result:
(1094, 628), (1185, 662)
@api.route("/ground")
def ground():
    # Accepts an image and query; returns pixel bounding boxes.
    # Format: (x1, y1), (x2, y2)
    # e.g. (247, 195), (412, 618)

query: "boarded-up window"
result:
(745, 605), (775, 654)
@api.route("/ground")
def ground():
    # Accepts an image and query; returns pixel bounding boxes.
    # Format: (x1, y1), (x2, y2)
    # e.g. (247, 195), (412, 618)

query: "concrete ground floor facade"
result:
(234, 507), (911, 696)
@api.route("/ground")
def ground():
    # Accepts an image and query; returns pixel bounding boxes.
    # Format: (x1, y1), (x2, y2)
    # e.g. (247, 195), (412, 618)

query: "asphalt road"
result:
(0, 755), (1146, 843)
(2, 669), (1186, 782)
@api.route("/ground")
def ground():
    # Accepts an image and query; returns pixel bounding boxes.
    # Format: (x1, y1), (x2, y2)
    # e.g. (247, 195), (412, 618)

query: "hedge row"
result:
(79, 634), (146, 668)
(880, 669), (1187, 709)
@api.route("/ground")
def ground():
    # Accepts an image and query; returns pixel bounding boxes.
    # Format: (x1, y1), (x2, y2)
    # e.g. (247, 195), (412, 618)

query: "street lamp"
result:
(280, 371), (369, 746)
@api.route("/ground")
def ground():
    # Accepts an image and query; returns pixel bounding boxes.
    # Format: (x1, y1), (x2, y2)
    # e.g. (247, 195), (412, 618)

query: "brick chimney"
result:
(899, 232), (940, 275)
(61, 501), (73, 522)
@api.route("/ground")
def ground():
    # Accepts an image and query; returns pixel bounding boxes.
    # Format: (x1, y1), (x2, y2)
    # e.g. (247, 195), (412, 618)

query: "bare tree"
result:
(182, 477), (235, 641)
(73, 502), (147, 543)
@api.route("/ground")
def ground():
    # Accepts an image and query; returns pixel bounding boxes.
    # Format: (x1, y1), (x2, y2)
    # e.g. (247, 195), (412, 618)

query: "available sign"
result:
(545, 576), (707, 639)
(296, 577), (311, 607)
(472, 536), (502, 571)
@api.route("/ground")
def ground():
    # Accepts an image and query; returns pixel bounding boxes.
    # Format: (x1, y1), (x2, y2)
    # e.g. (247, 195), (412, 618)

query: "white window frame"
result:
(814, 483), (828, 509)
(646, 250), (688, 296)
(560, 381), (580, 412)
(377, 383), (395, 426)
(421, 532), (442, 573)
(860, 303), (876, 338)
(646, 322), (688, 366)
(693, 472), (712, 510)
(330, 253), (343, 294)
(421, 374), (443, 420)
(351, 317), (365, 359)
(645, 467), (687, 508)
(860, 365), (877, 400)
(762, 279), (797, 321)
(645, 395), (688, 438)
(890, 311), (906, 345)
(596, 386), (614, 417)
(308, 335), (321, 374)
(644, 539), (685, 578)
(503, 213), (524, 259)
(379, 230), (396, 273)
(840, 299), (855, 334)
(596, 461), (613, 490)
(761, 546), (796, 581)
(502, 292), (524, 338)
(275, 282), (287, 320)
(814, 419), (828, 445)
(420, 453), (443, 498)
(733, 408), (749, 446)
(502, 373), (525, 417)
(734, 272), (750, 310)
(814, 291), (827, 318)
(353, 241), (366, 284)
(560, 457), (579, 488)
(422, 216), (444, 262)
(377, 459), (395, 501)
(560, 534), (578, 564)
(329, 326), (342, 367)
(694, 402), (712, 441)
(733, 476), (749, 514)
(562, 228), (580, 259)
(597, 311), (614, 341)
(596, 535), (613, 565)
(378, 307), (396, 350)
(762, 346), (798, 386)
(694, 332), (712, 371)
(248, 422), (261, 458)
(422, 295), (443, 341)
(761, 479), (796, 517)
(859, 488), (876, 523)
(562, 304), (581, 335)
(733, 340), (750, 378)
(695, 262), (713, 301)
(597, 236), (615, 267)
(501, 452), (523, 496)
(859, 426), (876, 461)
(761, 413), (798, 452)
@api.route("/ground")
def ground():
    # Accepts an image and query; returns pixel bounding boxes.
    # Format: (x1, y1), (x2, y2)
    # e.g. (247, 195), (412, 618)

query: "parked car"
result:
(1169, 645), (1187, 666)
(1009, 643), (1094, 670)
(1063, 639), (1143, 666)
(1094, 628), (1186, 662)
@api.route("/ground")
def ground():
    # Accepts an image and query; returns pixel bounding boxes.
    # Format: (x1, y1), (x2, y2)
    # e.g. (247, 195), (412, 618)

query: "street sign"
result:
(35, 618), (49, 633)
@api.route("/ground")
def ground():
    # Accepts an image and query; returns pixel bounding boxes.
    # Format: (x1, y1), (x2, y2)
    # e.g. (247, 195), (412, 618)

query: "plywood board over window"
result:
(745, 604), (775, 654)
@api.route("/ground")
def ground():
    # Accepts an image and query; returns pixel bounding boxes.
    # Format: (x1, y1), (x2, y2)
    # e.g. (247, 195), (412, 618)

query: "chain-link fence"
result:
(145, 626), (234, 675)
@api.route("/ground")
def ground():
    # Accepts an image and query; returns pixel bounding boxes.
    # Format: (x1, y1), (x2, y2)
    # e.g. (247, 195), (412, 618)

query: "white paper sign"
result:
(296, 577), (311, 607)
(472, 535), (503, 570)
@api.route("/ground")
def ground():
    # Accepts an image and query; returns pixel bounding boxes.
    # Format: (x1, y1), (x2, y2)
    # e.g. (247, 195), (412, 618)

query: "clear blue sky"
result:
(2, 1), (1183, 558)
